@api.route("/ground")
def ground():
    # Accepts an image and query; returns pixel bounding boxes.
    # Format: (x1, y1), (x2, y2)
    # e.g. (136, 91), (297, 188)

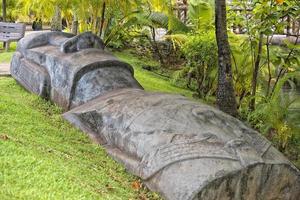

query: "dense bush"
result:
(172, 32), (218, 98)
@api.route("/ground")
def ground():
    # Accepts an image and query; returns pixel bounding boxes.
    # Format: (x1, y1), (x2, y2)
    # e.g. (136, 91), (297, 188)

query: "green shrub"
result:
(246, 73), (300, 151)
(174, 32), (218, 98)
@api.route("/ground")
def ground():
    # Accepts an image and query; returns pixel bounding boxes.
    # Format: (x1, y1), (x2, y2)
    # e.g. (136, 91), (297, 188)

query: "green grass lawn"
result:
(0, 42), (17, 63)
(114, 50), (195, 98)
(0, 77), (161, 200)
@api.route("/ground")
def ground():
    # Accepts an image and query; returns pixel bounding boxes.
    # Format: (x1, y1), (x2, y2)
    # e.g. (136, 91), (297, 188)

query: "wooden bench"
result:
(0, 22), (25, 51)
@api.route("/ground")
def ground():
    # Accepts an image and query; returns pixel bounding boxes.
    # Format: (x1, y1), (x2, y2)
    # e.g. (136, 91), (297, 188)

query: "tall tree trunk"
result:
(71, 12), (78, 35)
(2, 0), (6, 49)
(2, 0), (6, 22)
(249, 33), (263, 111)
(215, 0), (238, 117)
(99, 2), (106, 38)
(51, 5), (62, 31)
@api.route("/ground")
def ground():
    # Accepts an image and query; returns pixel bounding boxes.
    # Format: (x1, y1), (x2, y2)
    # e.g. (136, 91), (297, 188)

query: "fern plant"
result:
(247, 72), (300, 150)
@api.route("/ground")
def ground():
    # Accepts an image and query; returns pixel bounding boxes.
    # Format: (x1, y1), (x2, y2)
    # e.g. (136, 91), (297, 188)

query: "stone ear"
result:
(61, 32), (105, 53)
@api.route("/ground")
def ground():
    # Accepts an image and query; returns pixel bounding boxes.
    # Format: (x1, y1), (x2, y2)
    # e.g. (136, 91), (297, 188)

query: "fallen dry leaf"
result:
(276, 0), (284, 4)
(0, 134), (9, 140)
(138, 193), (148, 200)
(132, 180), (142, 190)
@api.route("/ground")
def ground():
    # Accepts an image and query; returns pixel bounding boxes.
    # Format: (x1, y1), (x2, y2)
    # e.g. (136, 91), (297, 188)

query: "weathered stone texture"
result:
(11, 32), (142, 110)
(60, 31), (105, 53)
(11, 32), (300, 200)
(64, 89), (300, 200)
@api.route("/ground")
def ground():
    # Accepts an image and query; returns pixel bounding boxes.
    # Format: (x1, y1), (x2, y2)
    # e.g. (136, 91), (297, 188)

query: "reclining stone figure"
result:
(11, 32), (300, 200)
(11, 31), (142, 110)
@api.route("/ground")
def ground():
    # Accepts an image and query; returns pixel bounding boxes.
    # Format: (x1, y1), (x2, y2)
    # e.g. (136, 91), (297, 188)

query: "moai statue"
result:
(11, 32), (300, 200)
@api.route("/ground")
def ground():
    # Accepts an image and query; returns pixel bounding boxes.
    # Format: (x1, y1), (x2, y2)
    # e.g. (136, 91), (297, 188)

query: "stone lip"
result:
(10, 32), (143, 110)
(63, 88), (300, 200)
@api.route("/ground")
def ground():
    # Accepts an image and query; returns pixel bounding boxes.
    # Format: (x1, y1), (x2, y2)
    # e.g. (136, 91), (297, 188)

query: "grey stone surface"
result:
(61, 31), (105, 53)
(11, 32), (142, 110)
(11, 31), (300, 200)
(268, 35), (300, 45)
(64, 89), (300, 200)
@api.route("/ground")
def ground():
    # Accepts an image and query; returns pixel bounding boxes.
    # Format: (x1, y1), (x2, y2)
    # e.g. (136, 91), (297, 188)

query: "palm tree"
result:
(51, 5), (62, 31)
(215, 0), (238, 117)
(2, 0), (6, 21)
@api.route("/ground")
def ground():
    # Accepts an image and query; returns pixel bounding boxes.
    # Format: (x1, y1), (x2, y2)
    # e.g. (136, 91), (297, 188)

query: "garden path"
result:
(0, 63), (10, 76)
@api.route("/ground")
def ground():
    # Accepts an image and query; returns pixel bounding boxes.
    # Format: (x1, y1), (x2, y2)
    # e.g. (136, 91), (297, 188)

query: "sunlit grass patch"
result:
(0, 77), (160, 200)
(0, 42), (17, 63)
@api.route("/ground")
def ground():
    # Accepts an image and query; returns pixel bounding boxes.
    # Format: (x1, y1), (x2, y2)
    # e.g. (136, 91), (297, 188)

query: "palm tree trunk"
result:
(215, 0), (238, 117)
(2, 0), (6, 21)
(2, 0), (6, 48)
(51, 5), (62, 31)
